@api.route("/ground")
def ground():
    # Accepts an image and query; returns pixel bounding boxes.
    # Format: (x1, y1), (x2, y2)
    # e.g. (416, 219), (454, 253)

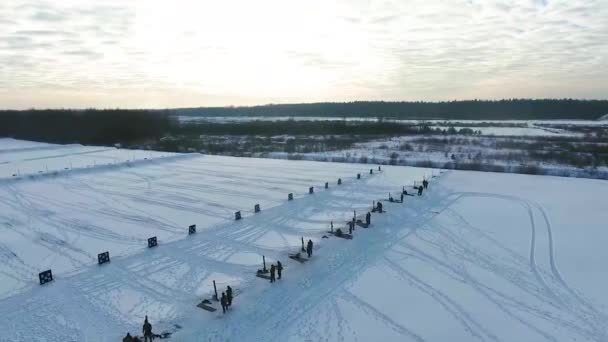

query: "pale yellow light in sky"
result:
(0, 0), (607, 108)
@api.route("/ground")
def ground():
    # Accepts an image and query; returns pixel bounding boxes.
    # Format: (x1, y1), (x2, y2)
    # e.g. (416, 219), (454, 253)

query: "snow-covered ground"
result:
(0, 138), (177, 179)
(0, 139), (606, 341)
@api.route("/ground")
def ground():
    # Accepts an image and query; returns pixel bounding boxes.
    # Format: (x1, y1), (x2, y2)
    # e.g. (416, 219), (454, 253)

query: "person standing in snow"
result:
(226, 286), (233, 307)
(270, 264), (276, 283)
(142, 316), (153, 342)
(417, 186), (423, 196)
(377, 202), (383, 212)
(400, 192), (404, 203)
(306, 239), (313, 258)
(423, 179), (428, 189)
(277, 261), (283, 280)
(221, 292), (228, 313)
(366, 212), (371, 225)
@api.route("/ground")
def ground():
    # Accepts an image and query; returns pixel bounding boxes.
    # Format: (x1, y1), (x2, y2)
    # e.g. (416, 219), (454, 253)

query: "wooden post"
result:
(263, 255), (267, 272)
(330, 221), (333, 232)
(213, 280), (218, 301)
(301, 237), (305, 252)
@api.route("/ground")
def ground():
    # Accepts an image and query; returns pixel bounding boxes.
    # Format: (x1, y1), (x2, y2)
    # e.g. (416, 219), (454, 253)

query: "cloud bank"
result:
(1, 0), (607, 108)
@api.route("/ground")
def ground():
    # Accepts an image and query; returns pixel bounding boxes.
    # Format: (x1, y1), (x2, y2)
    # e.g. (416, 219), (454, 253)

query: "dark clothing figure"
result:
(142, 316), (153, 342)
(277, 261), (283, 280)
(306, 240), (313, 258)
(348, 222), (353, 234)
(377, 202), (383, 212)
(226, 286), (233, 306)
(221, 292), (228, 313)
(400, 193), (404, 202)
(123, 333), (134, 342)
(418, 186), (423, 196)
(270, 264), (276, 283)
(423, 180), (428, 189)
(365, 212), (371, 225)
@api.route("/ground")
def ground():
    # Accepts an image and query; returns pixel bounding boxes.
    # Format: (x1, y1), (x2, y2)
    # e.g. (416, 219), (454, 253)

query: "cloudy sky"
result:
(0, 0), (607, 109)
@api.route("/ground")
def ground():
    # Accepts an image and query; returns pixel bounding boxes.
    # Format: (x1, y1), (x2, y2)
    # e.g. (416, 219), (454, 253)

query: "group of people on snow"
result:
(220, 285), (234, 314)
(123, 177), (431, 340)
(123, 316), (154, 342)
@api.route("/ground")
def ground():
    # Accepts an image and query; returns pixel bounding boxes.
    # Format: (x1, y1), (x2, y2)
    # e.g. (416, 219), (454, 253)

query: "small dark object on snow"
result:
(188, 224), (196, 235)
(330, 228), (353, 239)
(357, 173), (361, 179)
(147, 236), (157, 248)
(98, 251), (110, 265)
(235, 211), (242, 220)
(197, 299), (217, 312)
(39, 269), (53, 285)
(338, 178), (342, 185)
(372, 201), (384, 213)
(254, 204), (260, 213)
(288, 193), (294, 201)
(289, 252), (308, 263)
(309, 186), (314, 194)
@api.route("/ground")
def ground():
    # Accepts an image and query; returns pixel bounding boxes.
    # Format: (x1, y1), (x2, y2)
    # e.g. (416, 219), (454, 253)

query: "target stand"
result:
(148, 236), (158, 248)
(98, 251), (110, 265)
(39, 270), (53, 285)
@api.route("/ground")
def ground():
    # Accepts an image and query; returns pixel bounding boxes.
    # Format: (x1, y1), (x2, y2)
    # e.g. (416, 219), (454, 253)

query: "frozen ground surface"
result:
(0, 138), (177, 179)
(0, 139), (607, 341)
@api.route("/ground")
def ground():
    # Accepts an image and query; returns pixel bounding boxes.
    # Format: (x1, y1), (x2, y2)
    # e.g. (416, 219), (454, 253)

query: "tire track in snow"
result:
(444, 192), (606, 341)
(382, 257), (499, 342)
(339, 291), (427, 342)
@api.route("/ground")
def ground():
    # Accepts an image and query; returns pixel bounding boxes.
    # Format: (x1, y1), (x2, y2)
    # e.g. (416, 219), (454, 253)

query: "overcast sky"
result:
(1, 0), (607, 109)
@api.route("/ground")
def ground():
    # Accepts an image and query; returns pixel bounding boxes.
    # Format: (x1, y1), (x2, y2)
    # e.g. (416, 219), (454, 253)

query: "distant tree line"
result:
(173, 120), (430, 136)
(0, 109), (173, 145)
(176, 99), (608, 120)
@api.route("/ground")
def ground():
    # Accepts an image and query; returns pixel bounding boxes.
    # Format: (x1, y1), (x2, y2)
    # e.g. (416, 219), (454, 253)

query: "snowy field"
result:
(0, 138), (177, 179)
(0, 139), (607, 341)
